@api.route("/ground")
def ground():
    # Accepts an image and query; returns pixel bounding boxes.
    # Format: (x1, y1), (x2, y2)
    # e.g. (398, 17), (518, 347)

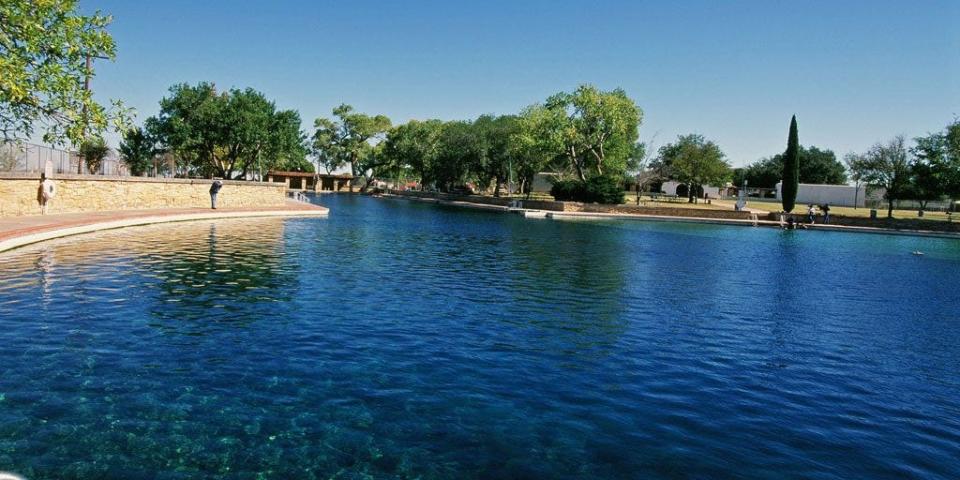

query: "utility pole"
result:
(77, 54), (107, 174)
(78, 54), (92, 174)
(508, 157), (513, 197)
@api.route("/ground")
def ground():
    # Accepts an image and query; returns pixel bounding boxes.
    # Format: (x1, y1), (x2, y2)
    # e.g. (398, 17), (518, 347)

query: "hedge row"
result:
(550, 175), (625, 204)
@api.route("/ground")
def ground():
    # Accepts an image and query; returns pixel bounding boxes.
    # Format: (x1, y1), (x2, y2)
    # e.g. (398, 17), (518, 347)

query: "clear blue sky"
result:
(84, 0), (959, 167)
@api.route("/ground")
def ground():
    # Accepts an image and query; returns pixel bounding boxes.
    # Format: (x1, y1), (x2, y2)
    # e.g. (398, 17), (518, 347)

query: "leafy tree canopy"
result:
(540, 84), (642, 180)
(145, 83), (306, 179)
(381, 119), (445, 185)
(118, 127), (156, 176)
(0, 0), (131, 146)
(739, 145), (846, 188)
(655, 134), (731, 202)
(78, 136), (109, 174)
(312, 104), (391, 180)
(857, 135), (912, 218)
(912, 119), (960, 199)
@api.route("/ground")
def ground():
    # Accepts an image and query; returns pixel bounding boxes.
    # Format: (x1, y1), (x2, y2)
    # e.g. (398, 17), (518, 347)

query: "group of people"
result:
(805, 203), (831, 224)
(782, 203), (831, 230)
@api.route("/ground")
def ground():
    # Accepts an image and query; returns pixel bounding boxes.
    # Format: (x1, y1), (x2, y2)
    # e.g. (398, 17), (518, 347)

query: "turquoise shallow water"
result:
(0, 194), (959, 479)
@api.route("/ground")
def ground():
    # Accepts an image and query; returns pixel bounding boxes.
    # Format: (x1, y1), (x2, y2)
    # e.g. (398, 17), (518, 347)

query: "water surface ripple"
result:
(1, 195), (959, 479)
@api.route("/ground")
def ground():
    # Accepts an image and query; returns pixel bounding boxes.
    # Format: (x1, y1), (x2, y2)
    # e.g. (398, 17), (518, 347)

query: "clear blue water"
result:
(1, 195), (959, 479)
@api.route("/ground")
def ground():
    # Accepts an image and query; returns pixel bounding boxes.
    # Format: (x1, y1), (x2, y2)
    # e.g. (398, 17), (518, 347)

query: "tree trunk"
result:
(570, 146), (586, 181)
(887, 198), (894, 218)
(688, 183), (695, 203)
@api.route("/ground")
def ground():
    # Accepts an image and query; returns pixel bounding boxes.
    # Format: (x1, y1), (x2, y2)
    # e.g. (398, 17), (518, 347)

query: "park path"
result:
(0, 200), (328, 253)
(708, 199), (770, 214)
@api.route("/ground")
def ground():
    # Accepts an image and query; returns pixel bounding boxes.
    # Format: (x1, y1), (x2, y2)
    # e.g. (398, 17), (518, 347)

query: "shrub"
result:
(583, 175), (625, 204)
(550, 175), (624, 204)
(550, 179), (585, 201)
(80, 137), (110, 174)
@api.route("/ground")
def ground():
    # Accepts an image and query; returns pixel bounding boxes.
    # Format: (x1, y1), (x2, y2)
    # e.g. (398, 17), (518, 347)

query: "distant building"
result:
(266, 171), (354, 192)
(659, 181), (731, 199)
(531, 172), (561, 193)
(775, 182), (880, 208)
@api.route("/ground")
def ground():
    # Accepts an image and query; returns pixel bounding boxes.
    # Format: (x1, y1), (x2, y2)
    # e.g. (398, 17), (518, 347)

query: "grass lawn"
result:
(506, 192), (730, 210)
(743, 200), (956, 222)
(498, 192), (956, 220)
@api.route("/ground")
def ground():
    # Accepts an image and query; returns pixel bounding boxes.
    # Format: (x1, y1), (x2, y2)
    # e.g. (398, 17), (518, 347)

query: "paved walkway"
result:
(708, 199), (769, 214)
(0, 200), (328, 253)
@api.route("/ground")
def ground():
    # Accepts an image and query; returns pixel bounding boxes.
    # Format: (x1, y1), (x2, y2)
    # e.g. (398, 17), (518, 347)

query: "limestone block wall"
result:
(567, 203), (756, 219)
(0, 174), (287, 217)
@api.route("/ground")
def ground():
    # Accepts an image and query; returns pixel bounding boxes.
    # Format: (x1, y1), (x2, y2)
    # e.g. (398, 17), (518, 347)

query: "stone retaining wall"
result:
(0, 174), (288, 217)
(566, 203), (755, 219)
(392, 191), (755, 219)
(391, 191), (960, 232)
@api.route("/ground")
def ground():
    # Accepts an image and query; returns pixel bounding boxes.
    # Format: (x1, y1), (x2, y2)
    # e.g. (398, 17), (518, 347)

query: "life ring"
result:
(42, 180), (56, 200)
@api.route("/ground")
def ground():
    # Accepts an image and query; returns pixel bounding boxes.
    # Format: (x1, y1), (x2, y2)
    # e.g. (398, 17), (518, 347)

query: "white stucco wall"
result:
(775, 182), (879, 208)
(531, 172), (561, 193)
(660, 181), (722, 198)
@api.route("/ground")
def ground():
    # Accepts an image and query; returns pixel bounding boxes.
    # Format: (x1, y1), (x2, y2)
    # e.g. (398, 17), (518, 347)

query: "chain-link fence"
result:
(0, 142), (127, 176)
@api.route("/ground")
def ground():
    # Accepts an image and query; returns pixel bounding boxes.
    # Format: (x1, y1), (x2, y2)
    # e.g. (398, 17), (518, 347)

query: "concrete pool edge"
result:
(0, 205), (329, 254)
(547, 211), (960, 238)
(377, 194), (960, 240)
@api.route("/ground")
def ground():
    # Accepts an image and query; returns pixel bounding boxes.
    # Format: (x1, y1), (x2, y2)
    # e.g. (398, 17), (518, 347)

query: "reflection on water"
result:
(0, 196), (959, 479)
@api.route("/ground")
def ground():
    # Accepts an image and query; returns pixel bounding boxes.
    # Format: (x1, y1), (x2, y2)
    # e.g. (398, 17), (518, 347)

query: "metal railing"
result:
(0, 142), (127, 176)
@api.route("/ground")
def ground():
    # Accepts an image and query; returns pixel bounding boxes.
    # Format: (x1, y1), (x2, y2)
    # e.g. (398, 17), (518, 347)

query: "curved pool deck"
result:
(0, 200), (328, 254)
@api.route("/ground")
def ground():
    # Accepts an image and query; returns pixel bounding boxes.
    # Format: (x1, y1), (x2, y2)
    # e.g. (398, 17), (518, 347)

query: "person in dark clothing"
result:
(822, 203), (831, 224)
(210, 179), (223, 209)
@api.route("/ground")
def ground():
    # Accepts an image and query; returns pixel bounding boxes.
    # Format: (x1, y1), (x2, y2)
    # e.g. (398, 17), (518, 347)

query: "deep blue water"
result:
(1, 195), (959, 479)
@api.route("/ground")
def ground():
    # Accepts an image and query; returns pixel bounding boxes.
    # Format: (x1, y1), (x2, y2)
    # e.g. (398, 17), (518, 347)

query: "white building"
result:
(775, 182), (881, 208)
(660, 181), (724, 199)
(531, 172), (561, 193)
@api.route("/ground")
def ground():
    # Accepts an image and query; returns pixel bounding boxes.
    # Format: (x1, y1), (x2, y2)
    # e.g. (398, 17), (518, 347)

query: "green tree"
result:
(260, 109), (310, 175)
(312, 104), (391, 188)
(743, 145), (846, 188)
(310, 117), (346, 174)
(542, 85), (642, 180)
(858, 135), (912, 218)
(907, 160), (943, 212)
(797, 146), (846, 184)
(510, 106), (559, 196)
(79, 136), (109, 174)
(469, 114), (519, 196)
(432, 121), (476, 192)
(381, 119), (445, 188)
(355, 142), (392, 190)
(146, 83), (306, 179)
(0, 0), (131, 146)
(657, 134), (731, 203)
(912, 119), (960, 201)
(781, 115), (800, 212)
(119, 127), (156, 176)
(844, 152), (869, 209)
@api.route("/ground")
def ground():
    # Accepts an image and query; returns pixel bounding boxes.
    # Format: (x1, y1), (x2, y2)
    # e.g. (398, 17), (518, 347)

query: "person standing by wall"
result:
(38, 174), (56, 214)
(209, 179), (223, 209)
(822, 203), (831, 224)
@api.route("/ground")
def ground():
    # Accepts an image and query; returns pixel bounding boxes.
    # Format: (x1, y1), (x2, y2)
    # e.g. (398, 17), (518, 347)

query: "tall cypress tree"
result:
(781, 115), (800, 212)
